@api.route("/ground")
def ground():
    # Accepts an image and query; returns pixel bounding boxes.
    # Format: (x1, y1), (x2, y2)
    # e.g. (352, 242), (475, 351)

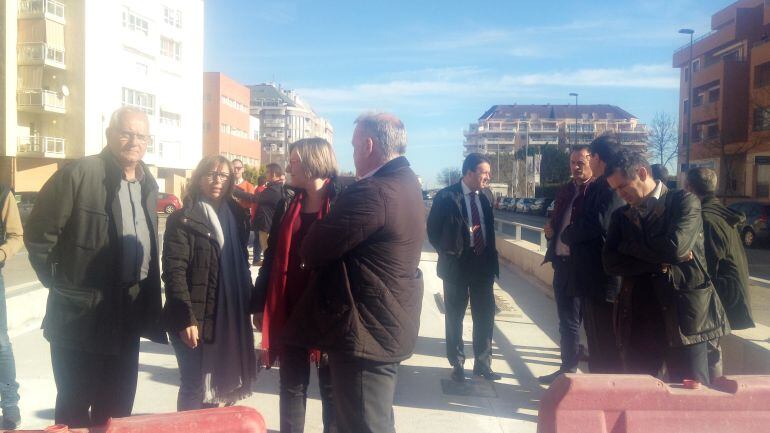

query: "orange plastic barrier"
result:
(537, 374), (770, 433)
(15, 406), (266, 433)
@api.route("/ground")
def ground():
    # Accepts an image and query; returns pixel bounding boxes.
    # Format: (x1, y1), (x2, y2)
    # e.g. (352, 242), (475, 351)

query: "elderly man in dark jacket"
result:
(283, 112), (424, 433)
(427, 153), (501, 383)
(561, 136), (625, 375)
(24, 107), (166, 427)
(603, 150), (729, 385)
(685, 167), (754, 379)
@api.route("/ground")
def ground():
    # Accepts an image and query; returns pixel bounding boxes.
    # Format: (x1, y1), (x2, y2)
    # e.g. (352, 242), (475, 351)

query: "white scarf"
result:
(197, 200), (225, 249)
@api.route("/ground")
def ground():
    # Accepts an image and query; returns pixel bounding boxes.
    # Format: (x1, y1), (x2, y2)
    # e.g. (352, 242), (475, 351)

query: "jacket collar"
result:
(371, 156), (410, 178)
(98, 147), (157, 193)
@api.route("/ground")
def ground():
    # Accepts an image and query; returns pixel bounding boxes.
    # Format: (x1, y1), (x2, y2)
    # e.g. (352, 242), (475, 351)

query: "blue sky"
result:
(204, 0), (731, 188)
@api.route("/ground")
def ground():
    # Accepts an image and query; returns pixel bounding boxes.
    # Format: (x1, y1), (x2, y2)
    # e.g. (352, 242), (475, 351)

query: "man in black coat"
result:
(286, 113), (425, 433)
(24, 107), (166, 427)
(538, 146), (593, 384)
(428, 153), (501, 383)
(603, 150), (729, 385)
(560, 136), (625, 375)
(685, 167), (754, 379)
(253, 163), (285, 264)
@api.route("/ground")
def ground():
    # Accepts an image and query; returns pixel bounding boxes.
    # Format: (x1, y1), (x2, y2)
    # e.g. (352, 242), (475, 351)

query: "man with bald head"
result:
(283, 112), (425, 433)
(25, 106), (166, 427)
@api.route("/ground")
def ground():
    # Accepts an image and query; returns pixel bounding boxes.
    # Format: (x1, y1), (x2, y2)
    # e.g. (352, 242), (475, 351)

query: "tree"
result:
(647, 112), (678, 169)
(539, 145), (570, 185)
(437, 167), (462, 187)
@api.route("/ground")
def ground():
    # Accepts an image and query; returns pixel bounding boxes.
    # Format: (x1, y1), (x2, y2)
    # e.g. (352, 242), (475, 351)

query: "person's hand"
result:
(687, 251), (694, 261)
(252, 313), (263, 332)
(179, 325), (199, 349)
(544, 221), (554, 240)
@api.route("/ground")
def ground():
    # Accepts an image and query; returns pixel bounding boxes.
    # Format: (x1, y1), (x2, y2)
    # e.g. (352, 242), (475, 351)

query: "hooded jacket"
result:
(700, 195), (754, 330)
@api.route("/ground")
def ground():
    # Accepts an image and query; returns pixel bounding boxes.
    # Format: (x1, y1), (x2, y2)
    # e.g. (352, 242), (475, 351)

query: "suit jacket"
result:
(427, 181), (499, 282)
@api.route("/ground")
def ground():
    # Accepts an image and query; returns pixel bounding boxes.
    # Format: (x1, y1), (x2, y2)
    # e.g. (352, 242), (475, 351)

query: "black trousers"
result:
(327, 351), (399, 433)
(279, 345), (336, 433)
(552, 258), (582, 372)
(582, 296), (622, 373)
(443, 273), (495, 372)
(50, 336), (140, 428)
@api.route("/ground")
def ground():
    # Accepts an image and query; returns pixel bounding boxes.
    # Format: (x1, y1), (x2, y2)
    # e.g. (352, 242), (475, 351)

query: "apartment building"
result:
(463, 104), (647, 155)
(0, 0), (204, 197)
(248, 82), (333, 168)
(673, 0), (770, 200)
(203, 72), (261, 168)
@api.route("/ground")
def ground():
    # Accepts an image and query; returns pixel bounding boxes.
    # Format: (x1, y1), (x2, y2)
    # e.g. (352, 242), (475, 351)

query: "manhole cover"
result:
(440, 378), (498, 398)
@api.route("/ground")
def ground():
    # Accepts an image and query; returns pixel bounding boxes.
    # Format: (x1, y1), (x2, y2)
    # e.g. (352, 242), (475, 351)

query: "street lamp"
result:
(569, 92), (579, 148)
(679, 28), (695, 171)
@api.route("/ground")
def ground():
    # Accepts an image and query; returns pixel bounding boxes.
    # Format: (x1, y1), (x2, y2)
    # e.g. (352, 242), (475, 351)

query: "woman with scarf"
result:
(253, 137), (338, 433)
(162, 155), (257, 410)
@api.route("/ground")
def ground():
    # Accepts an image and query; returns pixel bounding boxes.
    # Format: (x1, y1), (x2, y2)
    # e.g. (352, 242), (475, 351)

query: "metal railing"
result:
(17, 42), (65, 68)
(17, 135), (65, 156)
(494, 218), (548, 253)
(17, 89), (66, 113)
(18, 0), (65, 20)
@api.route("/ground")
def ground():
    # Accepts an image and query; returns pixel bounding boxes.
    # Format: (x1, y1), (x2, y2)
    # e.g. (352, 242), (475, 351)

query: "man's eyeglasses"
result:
(233, 166), (244, 171)
(118, 131), (152, 144)
(205, 171), (231, 182)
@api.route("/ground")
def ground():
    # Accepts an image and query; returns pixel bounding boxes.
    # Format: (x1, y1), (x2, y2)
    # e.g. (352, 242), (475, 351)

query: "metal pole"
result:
(575, 94), (579, 147)
(686, 32), (694, 170)
(525, 121), (529, 197)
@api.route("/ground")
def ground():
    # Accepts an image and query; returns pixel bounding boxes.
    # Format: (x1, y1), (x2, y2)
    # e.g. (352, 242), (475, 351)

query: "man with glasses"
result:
(231, 159), (257, 260)
(25, 106), (167, 427)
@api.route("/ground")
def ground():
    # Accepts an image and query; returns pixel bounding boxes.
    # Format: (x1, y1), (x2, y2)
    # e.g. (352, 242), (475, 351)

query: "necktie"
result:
(469, 192), (485, 255)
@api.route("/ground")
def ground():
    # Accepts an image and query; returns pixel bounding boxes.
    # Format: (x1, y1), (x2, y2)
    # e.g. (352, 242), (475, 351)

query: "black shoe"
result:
(537, 369), (573, 385)
(473, 369), (502, 381)
(450, 365), (465, 382)
(2, 406), (20, 430)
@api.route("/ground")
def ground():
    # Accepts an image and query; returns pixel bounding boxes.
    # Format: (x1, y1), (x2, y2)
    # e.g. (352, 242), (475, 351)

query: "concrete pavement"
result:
(10, 246), (568, 432)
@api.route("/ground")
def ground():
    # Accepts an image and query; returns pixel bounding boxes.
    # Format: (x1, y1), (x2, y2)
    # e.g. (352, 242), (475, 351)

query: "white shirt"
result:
(461, 179), (487, 247)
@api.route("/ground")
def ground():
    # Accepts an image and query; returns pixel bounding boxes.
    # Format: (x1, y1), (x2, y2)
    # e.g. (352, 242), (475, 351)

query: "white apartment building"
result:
(1, 0), (204, 196)
(248, 83), (334, 167)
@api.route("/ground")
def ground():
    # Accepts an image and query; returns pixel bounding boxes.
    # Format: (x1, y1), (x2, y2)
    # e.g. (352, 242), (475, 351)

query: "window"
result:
(708, 87), (720, 103)
(685, 66), (690, 82)
(691, 124), (701, 142)
(706, 123), (719, 139)
(221, 95), (248, 113)
(135, 62), (148, 76)
(160, 37), (181, 61)
(693, 93), (704, 107)
(122, 87), (155, 114)
(122, 11), (149, 36)
(756, 62), (770, 88)
(754, 107), (770, 131)
(160, 110), (181, 127)
(692, 59), (700, 73)
(163, 7), (182, 28)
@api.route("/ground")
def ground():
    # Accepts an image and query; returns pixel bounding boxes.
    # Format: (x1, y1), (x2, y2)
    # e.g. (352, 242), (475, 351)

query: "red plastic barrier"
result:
(15, 406), (266, 433)
(537, 374), (770, 433)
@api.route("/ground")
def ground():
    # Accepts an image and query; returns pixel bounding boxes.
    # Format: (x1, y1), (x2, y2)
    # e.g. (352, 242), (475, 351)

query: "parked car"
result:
(500, 197), (515, 211)
(516, 198), (535, 213)
(529, 198), (553, 216)
(14, 191), (38, 227)
(422, 190), (432, 201)
(728, 201), (770, 248)
(157, 192), (182, 214)
(546, 200), (556, 217)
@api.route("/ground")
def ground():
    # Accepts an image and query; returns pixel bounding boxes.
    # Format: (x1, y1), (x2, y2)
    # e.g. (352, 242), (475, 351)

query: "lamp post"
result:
(569, 92), (579, 148)
(679, 28), (695, 171)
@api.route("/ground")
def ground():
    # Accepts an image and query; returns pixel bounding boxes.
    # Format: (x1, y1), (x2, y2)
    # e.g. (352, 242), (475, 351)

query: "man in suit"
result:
(428, 153), (501, 382)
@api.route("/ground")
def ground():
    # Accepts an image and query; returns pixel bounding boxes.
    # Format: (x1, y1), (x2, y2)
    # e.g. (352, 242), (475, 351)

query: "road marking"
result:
(750, 276), (770, 286)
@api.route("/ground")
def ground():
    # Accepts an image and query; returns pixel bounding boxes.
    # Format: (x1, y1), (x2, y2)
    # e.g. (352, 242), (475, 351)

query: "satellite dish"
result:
(59, 85), (70, 97)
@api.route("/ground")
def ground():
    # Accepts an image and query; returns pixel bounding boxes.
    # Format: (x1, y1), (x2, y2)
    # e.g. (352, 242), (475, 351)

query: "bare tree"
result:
(437, 167), (462, 187)
(647, 112), (679, 168)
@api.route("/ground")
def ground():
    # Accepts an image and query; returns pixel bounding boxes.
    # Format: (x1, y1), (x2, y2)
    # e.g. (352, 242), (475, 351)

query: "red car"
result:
(157, 192), (182, 214)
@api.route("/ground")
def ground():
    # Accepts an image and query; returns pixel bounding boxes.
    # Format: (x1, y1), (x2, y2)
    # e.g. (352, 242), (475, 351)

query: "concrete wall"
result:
(494, 231), (770, 376)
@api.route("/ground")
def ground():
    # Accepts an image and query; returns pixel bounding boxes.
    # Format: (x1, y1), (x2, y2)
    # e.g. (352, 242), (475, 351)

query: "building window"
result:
(160, 37), (181, 61)
(708, 87), (720, 103)
(692, 59), (700, 73)
(691, 124), (701, 142)
(756, 62), (770, 88)
(160, 110), (181, 127)
(684, 66), (690, 82)
(754, 107), (770, 131)
(706, 123), (719, 139)
(122, 87), (155, 114)
(163, 6), (182, 28)
(221, 95), (248, 113)
(135, 62), (148, 76)
(122, 10), (149, 36)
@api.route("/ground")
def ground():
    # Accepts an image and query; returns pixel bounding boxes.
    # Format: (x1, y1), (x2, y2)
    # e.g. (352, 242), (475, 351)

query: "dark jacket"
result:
(700, 195), (754, 330)
(561, 176), (625, 299)
(426, 181), (499, 281)
(24, 148), (167, 352)
(253, 181), (285, 232)
(544, 179), (592, 264)
(281, 157), (426, 362)
(603, 184), (729, 347)
(161, 198), (251, 342)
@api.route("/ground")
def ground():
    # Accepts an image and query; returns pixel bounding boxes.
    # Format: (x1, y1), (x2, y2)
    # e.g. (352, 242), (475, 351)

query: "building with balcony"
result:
(1, 0), (204, 197)
(248, 83), (333, 167)
(203, 72), (261, 168)
(463, 104), (647, 155)
(673, 0), (770, 200)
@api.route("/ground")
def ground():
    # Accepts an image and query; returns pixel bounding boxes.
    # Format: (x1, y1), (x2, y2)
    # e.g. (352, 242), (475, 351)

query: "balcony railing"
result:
(17, 89), (66, 113)
(17, 42), (65, 68)
(17, 135), (65, 157)
(18, 0), (65, 22)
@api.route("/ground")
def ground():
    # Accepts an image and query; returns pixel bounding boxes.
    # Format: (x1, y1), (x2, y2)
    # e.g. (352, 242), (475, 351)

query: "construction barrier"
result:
(537, 374), (770, 433)
(15, 406), (266, 433)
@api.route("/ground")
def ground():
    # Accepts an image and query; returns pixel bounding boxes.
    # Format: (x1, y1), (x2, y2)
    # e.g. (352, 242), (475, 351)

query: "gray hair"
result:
(354, 112), (407, 159)
(108, 106), (149, 130)
(686, 167), (718, 196)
